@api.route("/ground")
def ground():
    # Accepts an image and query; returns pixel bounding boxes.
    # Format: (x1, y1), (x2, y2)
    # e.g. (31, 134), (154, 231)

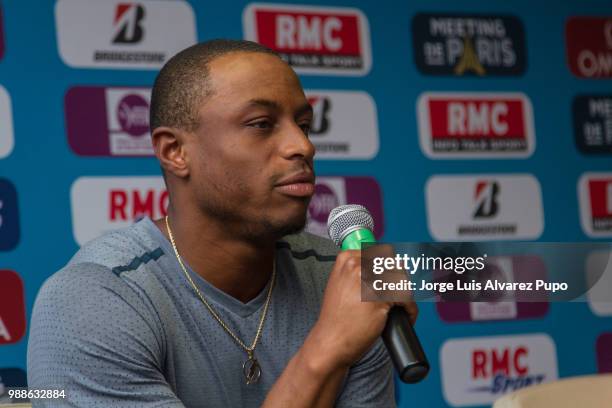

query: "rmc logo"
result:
(471, 345), (542, 393)
(417, 92), (535, 159)
(71, 177), (167, 245)
(441, 334), (558, 406)
(243, 3), (372, 75)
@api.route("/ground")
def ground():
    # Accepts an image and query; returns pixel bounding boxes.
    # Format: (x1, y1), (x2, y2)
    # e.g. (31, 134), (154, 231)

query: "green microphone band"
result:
(340, 229), (376, 250)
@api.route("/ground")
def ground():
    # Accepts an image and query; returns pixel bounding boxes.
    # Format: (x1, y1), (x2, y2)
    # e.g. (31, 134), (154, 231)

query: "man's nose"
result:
(279, 122), (316, 163)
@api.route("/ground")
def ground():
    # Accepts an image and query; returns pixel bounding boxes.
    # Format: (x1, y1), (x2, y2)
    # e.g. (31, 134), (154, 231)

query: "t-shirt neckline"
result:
(139, 216), (274, 318)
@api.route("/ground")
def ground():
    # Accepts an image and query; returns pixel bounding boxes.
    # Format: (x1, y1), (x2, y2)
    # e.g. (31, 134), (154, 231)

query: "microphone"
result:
(327, 204), (429, 383)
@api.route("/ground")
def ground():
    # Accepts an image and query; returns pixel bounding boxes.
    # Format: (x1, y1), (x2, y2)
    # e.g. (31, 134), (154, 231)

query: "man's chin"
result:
(275, 216), (308, 237)
(264, 211), (308, 238)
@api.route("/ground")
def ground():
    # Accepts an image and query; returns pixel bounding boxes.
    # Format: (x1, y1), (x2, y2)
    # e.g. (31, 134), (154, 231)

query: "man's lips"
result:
(274, 173), (315, 197)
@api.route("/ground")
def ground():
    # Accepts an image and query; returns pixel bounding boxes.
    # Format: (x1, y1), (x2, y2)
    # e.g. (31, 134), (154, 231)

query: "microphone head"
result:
(327, 204), (374, 247)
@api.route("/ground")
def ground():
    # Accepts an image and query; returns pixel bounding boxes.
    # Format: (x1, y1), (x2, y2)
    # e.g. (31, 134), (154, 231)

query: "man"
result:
(28, 39), (417, 407)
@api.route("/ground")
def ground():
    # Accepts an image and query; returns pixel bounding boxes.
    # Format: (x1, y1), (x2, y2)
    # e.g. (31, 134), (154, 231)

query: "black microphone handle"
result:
(381, 306), (430, 383)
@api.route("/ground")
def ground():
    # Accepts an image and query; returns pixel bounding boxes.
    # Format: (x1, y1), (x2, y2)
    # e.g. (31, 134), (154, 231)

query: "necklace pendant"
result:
(243, 353), (261, 385)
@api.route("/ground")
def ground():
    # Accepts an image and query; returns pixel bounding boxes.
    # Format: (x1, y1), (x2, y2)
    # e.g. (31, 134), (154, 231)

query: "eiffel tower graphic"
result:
(454, 36), (486, 76)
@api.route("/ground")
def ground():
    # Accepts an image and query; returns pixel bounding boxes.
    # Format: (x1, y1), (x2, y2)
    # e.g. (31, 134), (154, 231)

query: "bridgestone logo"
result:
(55, 0), (196, 70)
(313, 142), (350, 153)
(304, 90), (378, 159)
(426, 174), (543, 241)
(458, 224), (517, 235)
(93, 51), (165, 63)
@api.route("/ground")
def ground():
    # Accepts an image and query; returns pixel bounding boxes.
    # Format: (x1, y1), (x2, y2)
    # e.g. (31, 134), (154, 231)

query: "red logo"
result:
(243, 4), (371, 74)
(566, 17), (612, 78)
(472, 346), (528, 379)
(256, 11), (358, 55)
(109, 189), (168, 221)
(0, 270), (26, 345)
(307, 95), (331, 135)
(112, 3), (145, 44)
(474, 181), (500, 218)
(418, 93), (534, 158)
(441, 335), (557, 405)
(431, 99), (523, 139)
(588, 178), (612, 232)
(471, 346), (543, 392)
(71, 177), (168, 245)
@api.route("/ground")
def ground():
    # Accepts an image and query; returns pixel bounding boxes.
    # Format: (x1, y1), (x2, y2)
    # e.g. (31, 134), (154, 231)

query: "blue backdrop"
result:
(1, 0), (611, 406)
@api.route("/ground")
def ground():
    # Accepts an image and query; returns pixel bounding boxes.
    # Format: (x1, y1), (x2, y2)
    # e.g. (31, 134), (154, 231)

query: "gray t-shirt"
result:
(27, 217), (394, 407)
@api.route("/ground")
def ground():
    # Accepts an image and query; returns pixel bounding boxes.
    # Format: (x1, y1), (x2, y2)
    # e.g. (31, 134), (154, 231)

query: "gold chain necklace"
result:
(165, 215), (275, 385)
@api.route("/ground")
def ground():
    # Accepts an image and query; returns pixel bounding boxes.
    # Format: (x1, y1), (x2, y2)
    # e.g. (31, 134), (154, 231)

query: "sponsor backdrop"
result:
(0, 0), (611, 406)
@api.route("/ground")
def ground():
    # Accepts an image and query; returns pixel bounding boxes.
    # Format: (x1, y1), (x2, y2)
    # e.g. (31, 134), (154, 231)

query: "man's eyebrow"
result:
(246, 99), (282, 111)
(296, 102), (313, 117)
(244, 99), (313, 117)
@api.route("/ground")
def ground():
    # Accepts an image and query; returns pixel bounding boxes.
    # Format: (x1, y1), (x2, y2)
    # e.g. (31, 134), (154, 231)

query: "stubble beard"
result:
(199, 193), (310, 242)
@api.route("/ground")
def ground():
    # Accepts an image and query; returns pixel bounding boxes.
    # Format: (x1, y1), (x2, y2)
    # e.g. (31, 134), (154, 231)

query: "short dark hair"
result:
(150, 39), (279, 132)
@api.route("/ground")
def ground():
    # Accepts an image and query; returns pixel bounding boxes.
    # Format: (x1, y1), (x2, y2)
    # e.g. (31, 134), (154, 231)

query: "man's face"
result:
(186, 52), (316, 240)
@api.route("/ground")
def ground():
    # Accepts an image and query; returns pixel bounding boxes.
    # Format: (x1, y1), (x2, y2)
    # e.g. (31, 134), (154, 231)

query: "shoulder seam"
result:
(276, 241), (337, 262)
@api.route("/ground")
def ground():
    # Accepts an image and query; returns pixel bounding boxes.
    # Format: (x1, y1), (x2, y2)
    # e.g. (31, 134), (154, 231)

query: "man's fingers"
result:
(396, 301), (419, 326)
(336, 250), (361, 273)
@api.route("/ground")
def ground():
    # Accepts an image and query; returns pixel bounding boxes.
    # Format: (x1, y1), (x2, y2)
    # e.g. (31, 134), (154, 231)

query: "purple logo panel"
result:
(66, 87), (109, 155)
(65, 86), (152, 156)
(309, 184), (339, 224)
(306, 176), (384, 239)
(436, 255), (549, 322)
(0, 6), (4, 60)
(597, 333), (612, 373)
(117, 94), (149, 136)
(345, 176), (384, 238)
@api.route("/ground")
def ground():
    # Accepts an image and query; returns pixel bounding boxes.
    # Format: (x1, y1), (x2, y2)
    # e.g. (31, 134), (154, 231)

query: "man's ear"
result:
(151, 127), (190, 179)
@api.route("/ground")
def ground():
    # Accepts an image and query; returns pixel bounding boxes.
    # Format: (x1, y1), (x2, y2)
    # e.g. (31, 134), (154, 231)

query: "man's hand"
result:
(263, 248), (417, 407)
(307, 249), (419, 371)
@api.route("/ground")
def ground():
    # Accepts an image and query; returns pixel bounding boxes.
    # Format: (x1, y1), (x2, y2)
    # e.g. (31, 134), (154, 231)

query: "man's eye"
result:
(299, 123), (311, 135)
(248, 120), (273, 129)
